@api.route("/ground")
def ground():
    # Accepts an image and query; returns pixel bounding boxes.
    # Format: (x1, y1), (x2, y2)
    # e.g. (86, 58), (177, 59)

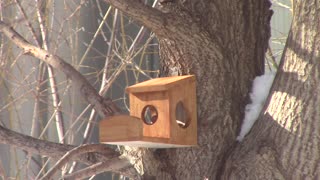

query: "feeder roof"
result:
(126, 75), (195, 93)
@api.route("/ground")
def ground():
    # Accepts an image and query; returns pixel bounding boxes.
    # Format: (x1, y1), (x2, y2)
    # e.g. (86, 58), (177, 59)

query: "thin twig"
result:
(35, 0), (66, 143)
(77, 6), (113, 69)
(266, 44), (279, 70)
(128, 0), (158, 53)
(40, 144), (122, 180)
(16, 0), (50, 171)
(66, 8), (119, 174)
(14, 0), (41, 46)
(104, 0), (165, 35)
(0, 125), (118, 165)
(28, 62), (46, 177)
(62, 158), (130, 180)
(0, 21), (120, 117)
(81, 8), (118, 144)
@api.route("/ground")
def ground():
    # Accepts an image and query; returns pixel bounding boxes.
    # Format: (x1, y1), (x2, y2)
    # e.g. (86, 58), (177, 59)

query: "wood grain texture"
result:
(126, 75), (195, 93)
(100, 115), (143, 142)
(100, 76), (197, 148)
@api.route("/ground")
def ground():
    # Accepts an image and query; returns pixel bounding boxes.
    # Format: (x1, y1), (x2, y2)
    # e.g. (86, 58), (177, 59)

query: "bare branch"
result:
(104, 0), (167, 35)
(0, 124), (139, 178)
(40, 144), (129, 180)
(0, 21), (139, 178)
(81, 7), (116, 144)
(0, 21), (120, 118)
(14, 0), (41, 46)
(62, 158), (130, 180)
(34, 0), (66, 144)
(0, 125), (118, 164)
(104, 0), (203, 44)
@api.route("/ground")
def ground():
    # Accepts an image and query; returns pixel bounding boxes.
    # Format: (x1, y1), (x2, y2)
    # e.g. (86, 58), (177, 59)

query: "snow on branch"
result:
(0, 21), (119, 118)
(237, 71), (276, 141)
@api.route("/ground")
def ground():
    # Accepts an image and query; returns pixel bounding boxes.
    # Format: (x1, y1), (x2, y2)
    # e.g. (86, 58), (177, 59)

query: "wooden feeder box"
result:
(99, 75), (197, 148)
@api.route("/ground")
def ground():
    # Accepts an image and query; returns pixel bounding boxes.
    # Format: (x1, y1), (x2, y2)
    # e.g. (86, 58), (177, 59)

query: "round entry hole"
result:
(141, 105), (158, 125)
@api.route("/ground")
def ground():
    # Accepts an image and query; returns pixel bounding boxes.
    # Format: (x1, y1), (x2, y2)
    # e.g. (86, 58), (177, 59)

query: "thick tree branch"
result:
(104, 0), (167, 36)
(0, 125), (139, 177)
(41, 144), (130, 180)
(0, 21), (119, 118)
(0, 125), (117, 164)
(104, 0), (210, 48)
(0, 113), (142, 179)
(0, 21), (139, 178)
(62, 158), (130, 180)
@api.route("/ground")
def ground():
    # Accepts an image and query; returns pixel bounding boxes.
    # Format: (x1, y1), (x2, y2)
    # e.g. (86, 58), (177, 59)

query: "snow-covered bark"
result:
(223, 1), (320, 179)
(237, 71), (275, 141)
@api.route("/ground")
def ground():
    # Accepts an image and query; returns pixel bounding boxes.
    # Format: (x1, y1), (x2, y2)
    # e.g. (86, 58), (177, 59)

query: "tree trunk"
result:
(106, 0), (272, 179)
(0, 0), (317, 178)
(222, 1), (320, 179)
(8, 0), (320, 179)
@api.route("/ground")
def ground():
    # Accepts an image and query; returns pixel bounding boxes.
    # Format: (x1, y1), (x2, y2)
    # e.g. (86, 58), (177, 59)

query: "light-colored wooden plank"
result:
(105, 141), (197, 148)
(126, 75), (195, 93)
(103, 137), (198, 148)
(99, 115), (142, 142)
(100, 75), (197, 148)
(168, 78), (197, 146)
(129, 92), (170, 138)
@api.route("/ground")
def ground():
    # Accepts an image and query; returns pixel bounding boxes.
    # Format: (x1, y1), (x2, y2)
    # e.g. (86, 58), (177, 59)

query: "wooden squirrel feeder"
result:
(99, 75), (197, 148)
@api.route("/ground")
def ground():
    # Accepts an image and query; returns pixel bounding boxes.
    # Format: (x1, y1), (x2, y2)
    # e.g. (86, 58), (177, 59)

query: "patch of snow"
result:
(236, 71), (276, 141)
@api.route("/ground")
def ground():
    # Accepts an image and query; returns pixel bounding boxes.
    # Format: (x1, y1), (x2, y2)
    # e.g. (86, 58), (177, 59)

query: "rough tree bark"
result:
(3, 0), (318, 179)
(105, 0), (272, 179)
(222, 1), (320, 179)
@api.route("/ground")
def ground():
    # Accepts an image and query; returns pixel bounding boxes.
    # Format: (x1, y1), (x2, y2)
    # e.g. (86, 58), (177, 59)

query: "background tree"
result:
(1, 0), (317, 180)
(222, 1), (320, 179)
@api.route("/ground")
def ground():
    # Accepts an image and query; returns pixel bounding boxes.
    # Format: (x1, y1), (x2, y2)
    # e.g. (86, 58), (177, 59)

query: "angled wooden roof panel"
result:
(126, 75), (195, 93)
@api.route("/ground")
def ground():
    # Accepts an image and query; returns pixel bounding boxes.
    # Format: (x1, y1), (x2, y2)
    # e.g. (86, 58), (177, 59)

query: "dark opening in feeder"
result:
(141, 105), (158, 125)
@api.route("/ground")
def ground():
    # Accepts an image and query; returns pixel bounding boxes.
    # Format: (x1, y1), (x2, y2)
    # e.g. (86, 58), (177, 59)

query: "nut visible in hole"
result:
(141, 105), (158, 125)
(175, 101), (190, 128)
